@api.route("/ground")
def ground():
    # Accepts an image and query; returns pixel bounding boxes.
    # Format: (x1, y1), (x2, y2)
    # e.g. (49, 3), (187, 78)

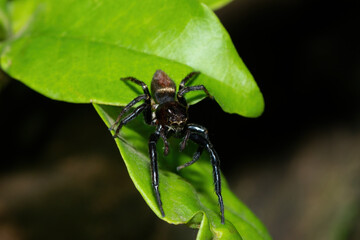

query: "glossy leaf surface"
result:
(0, 0), (263, 117)
(94, 104), (271, 240)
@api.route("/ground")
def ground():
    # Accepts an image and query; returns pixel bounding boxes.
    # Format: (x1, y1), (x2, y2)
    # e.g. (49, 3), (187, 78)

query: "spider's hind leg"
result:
(111, 103), (148, 138)
(121, 76), (151, 97)
(110, 76), (152, 137)
(109, 94), (148, 131)
(177, 71), (200, 106)
(177, 72), (213, 106)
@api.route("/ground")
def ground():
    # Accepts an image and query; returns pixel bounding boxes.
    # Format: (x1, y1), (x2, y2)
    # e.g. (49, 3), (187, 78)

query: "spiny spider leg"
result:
(179, 71), (200, 89)
(177, 124), (206, 169)
(178, 85), (213, 102)
(112, 103), (148, 138)
(159, 128), (170, 156)
(149, 126), (165, 217)
(206, 143), (224, 224)
(121, 76), (152, 124)
(176, 146), (204, 171)
(184, 124), (224, 224)
(180, 123), (208, 151)
(177, 71), (200, 106)
(179, 130), (191, 151)
(109, 94), (148, 131)
(110, 76), (152, 137)
(121, 77), (151, 97)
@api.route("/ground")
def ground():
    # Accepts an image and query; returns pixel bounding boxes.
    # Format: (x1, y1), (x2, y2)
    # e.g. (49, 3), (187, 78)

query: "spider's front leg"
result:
(178, 124), (225, 224)
(149, 126), (165, 217)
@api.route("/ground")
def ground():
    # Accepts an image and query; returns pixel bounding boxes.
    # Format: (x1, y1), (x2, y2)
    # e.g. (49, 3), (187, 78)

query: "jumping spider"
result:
(109, 70), (224, 224)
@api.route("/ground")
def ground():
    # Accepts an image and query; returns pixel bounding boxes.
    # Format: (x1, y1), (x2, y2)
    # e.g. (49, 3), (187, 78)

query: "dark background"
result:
(1, 0), (359, 239)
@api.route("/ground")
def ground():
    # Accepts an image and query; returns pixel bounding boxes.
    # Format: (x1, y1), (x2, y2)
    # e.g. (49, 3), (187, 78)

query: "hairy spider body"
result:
(110, 70), (225, 224)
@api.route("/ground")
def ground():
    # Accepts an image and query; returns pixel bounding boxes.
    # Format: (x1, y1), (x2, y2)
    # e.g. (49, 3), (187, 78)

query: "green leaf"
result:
(0, 0), (264, 117)
(200, 0), (233, 10)
(0, 0), (9, 40)
(94, 104), (271, 240)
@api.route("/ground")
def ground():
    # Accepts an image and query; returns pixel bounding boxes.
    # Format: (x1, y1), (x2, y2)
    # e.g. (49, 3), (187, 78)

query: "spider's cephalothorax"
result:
(109, 70), (225, 224)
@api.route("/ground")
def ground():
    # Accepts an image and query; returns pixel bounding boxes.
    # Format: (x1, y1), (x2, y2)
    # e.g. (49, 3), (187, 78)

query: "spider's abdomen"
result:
(151, 70), (176, 104)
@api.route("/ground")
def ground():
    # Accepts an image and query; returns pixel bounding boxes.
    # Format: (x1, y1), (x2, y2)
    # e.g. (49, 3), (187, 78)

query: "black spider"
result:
(109, 70), (224, 224)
